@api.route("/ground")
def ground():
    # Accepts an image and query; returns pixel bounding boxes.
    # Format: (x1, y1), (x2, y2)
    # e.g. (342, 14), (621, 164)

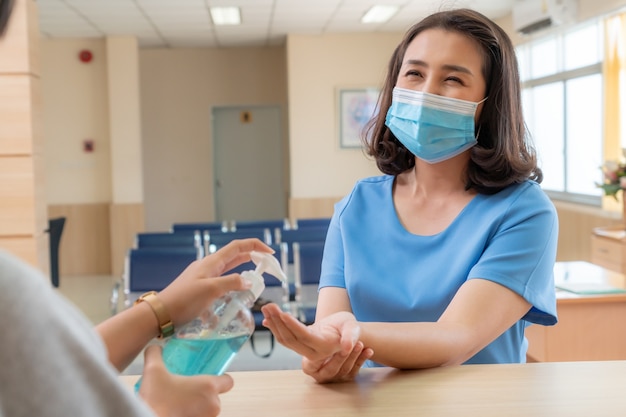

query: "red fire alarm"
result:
(79, 49), (93, 63)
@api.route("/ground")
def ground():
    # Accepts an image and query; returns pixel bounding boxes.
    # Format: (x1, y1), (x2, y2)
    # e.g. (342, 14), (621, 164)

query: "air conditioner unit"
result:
(512, 0), (577, 35)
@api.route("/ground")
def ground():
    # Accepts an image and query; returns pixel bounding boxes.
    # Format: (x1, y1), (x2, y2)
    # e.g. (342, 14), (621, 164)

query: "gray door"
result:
(212, 106), (285, 222)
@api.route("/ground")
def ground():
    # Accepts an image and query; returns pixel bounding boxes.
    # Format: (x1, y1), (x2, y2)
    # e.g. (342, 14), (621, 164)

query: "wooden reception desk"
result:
(121, 361), (626, 416)
(526, 261), (626, 362)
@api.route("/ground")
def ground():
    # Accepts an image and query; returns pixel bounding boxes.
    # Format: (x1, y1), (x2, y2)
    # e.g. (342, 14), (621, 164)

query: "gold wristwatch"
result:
(134, 291), (175, 338)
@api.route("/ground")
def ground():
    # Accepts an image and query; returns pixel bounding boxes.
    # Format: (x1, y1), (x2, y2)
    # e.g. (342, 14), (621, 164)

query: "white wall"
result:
(41, 38), (111, 204)
(286, 33), (399, 199)
(139, 47), (288, 230)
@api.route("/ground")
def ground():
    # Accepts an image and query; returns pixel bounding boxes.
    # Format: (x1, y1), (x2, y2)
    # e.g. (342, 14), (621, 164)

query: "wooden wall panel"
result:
(553, 201), (622, 262)
(48, 203), (111, 275)
(288, 197), (341, 223)
(0, 1), (46, 271)
(527, 300), (626, 362)
(0, 76), (36, 154)
(110, 203), (144, 278)
(0, 0), (40, 75)
(0, 156), (37, 234)
(0, 235), (44, 266)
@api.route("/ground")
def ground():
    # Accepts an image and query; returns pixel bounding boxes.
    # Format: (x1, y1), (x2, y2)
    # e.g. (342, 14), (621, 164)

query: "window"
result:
(517, 21), (604, 205)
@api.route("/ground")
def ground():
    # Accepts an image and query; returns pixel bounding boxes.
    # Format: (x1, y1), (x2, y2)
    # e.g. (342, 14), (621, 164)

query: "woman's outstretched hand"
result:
(261, 303), (373, 383)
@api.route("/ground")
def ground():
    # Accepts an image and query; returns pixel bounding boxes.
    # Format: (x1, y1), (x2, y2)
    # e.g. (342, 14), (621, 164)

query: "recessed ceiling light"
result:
(361, 5), (399, 24)
(210, 6), (241, 26)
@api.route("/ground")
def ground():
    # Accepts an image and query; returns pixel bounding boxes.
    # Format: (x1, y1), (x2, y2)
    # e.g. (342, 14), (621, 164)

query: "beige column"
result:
(106, 36), (145, 276)
(0, 0), (48, 271)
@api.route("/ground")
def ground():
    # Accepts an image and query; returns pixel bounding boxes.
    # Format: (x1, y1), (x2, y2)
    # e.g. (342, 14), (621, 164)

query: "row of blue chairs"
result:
(112, 240), (324, 325)
(172, 217), (330, 234)
(112, 219), (328, 324)
(132, 221), (329, 264)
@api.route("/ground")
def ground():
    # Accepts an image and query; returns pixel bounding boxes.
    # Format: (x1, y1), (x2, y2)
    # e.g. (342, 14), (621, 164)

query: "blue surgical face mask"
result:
(385, 87), (486, 164)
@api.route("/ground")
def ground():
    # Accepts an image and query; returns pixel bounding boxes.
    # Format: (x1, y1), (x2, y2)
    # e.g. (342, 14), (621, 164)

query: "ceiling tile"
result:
(36, 0), (516, 48)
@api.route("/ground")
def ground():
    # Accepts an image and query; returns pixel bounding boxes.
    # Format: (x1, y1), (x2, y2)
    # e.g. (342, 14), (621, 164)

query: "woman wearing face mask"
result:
(262, 8), (558, 384)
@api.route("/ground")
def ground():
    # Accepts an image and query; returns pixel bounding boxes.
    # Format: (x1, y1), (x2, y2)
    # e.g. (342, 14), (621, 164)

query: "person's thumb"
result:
(339, 320), (361, 355)
(143, 344), (165, 370)
(210, 374), (235, 394)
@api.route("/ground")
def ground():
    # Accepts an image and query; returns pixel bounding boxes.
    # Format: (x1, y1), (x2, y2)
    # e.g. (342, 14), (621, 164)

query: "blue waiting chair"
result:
(293, 241), (325, 325)
(205, 227), (273, 248)
(274, 227), (328, 264)
(110, 246), (202, 314)
(172, 221), (229, 233)
(292, 217), (331, 230)
(230, 218), (291, 232)
(135, 230), (202, 253)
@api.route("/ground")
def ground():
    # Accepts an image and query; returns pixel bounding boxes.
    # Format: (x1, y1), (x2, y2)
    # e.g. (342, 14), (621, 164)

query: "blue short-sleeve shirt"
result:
(320, 175), (558, 364)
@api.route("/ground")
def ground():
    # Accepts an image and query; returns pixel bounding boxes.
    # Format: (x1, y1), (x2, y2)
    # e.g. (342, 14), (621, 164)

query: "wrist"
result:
(134, 291), (175, 338)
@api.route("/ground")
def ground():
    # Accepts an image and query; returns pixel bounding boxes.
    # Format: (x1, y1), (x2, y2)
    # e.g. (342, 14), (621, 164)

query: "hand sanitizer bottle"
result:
(135, 251), (286, 391)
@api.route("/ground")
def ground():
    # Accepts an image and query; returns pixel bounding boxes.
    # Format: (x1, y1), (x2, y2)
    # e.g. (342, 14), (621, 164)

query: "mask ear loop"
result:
(474, 97), (487, 140)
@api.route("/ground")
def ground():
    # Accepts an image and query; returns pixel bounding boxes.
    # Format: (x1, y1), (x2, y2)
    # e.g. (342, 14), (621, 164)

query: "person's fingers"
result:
(199, 273), (251, 294)
(303, 344), (371, 384)
(337, 341), (364, 373)
(203, 238), (274, 274)
(210, 374), (235, 394)
(301, 355), (329, 379)
(346, 348), (374, 380)
(261, 305), (322, 358)
(319, 342), (363, 381)
(261, 308), (312, 354)
(260, 302), (284, 321)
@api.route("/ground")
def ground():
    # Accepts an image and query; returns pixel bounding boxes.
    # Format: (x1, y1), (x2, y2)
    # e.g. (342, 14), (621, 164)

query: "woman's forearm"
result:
(359, 321), (476, 369)
(95, 302), (161, 371)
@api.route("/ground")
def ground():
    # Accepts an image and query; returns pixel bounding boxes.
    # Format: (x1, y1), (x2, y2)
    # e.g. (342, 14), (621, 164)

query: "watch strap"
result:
(134, 291), (175, 338)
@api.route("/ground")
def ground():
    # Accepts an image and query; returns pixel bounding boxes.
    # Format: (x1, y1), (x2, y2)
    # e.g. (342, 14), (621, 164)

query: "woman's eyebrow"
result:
(404, 59), (473, 75)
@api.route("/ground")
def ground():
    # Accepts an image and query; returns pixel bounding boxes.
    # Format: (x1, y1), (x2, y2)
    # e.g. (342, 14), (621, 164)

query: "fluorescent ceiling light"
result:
(361, 5), (399, 23)
(210, 6), (241, 25)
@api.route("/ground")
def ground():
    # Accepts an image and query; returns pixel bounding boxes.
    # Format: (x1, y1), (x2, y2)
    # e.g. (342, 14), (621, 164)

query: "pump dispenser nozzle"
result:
(251, 251), (287, 282)
(243, 251), (287, 300)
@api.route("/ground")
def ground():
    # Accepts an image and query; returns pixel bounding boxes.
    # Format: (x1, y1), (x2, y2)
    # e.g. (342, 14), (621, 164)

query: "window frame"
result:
(517, 20), (604, 207)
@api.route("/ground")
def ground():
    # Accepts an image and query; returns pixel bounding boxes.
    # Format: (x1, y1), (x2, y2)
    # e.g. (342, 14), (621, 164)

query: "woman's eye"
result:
(405, 70), (422, 78)
(445, 76), (463, 84)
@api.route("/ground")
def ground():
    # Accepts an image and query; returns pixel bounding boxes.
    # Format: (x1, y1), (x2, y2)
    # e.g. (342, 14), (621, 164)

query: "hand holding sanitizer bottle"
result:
(135, 251), (287, 391)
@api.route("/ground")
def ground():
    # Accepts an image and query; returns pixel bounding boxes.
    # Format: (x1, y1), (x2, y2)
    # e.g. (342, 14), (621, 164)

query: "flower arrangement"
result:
(598, 160), (626, 199)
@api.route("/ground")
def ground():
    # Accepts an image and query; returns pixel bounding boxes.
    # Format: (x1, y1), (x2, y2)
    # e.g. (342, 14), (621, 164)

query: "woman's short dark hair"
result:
(364, 8), (542, 194)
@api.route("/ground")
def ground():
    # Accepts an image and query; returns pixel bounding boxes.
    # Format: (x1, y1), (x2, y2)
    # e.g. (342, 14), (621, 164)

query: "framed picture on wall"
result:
(337, 87), (380, 148)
